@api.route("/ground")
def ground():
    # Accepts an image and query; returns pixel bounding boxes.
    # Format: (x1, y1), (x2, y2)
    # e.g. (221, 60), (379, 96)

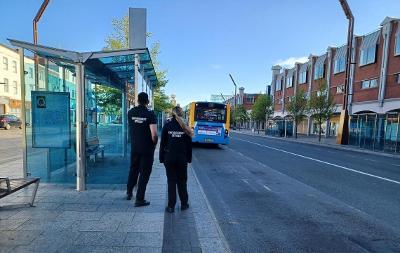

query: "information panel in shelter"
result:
(31, 91), (71, 148)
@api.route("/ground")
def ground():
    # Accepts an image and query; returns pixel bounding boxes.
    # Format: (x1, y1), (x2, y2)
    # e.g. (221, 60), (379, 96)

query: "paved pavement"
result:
(0, 153), (229, 252)
(191, 132), (400, 252)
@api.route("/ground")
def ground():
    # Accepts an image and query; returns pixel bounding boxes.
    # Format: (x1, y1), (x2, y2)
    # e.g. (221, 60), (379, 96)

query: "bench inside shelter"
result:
(86, 137), (105, 162)
(0, 177), (40, 207)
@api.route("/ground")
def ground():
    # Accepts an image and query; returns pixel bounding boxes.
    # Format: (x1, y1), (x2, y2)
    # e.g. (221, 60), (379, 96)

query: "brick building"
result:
(225, 87), (262, 129)
(269, 17), (400, 153)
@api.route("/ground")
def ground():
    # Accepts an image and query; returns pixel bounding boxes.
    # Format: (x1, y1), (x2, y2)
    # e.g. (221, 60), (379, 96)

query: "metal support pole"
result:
(44, 58), (49, 91)
(122, 83), (127, 158)
(134, 54), (139, 106)
(75, 63), (86, 191)
(19, 48), (28, 178)
(62, 67), (66, 91)
(337, 0), (354, 145)
(33, 0), (50, 92)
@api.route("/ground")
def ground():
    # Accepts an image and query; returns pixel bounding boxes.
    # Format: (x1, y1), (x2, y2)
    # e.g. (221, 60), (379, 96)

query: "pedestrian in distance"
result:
(126, 92), (158, 207)
(160, 106), (194, 213)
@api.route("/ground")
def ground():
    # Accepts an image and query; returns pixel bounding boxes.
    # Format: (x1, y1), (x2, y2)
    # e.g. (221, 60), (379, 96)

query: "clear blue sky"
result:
(1, 0), (399, 106)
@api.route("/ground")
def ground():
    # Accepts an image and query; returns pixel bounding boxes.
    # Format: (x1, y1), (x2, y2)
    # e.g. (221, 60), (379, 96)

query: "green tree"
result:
(234, 105), (249, 128)
(104, 15), (172, 112)
(93, 85), (122, 118)
(285, 89), (308, 139)
(308, 82), (337, 142)
(250, 94), (273, 132)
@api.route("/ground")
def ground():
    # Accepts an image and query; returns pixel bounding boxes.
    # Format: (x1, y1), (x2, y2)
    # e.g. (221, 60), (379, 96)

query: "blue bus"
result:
(184, 102), (231, 145)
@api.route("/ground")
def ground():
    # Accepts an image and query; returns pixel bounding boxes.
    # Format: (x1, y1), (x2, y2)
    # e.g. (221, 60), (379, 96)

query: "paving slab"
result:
(0, 151), (230, 252)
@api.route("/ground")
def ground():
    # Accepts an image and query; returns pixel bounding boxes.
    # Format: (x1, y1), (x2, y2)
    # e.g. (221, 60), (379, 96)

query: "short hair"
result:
(138, 92), (149, 105)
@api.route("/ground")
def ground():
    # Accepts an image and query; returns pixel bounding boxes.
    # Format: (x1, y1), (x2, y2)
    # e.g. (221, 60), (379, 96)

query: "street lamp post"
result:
(229, 74), (237, 109)
(33, 0), (50, 91)
(336, 0), (354, 145)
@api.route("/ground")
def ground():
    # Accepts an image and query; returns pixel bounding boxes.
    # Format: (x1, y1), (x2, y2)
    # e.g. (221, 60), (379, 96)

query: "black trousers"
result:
(127, 152), (154, 201)
(164, 158), (189, 208)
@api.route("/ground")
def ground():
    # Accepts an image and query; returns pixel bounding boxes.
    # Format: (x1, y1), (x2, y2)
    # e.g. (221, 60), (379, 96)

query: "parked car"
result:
(0, 114), (22, 130)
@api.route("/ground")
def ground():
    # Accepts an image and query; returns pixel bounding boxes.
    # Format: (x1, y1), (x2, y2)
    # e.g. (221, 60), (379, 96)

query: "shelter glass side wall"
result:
(25, 53), (76, 183)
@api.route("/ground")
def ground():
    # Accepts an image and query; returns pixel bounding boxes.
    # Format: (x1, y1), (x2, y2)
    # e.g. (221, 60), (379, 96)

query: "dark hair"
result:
(138, 92), (149, 105)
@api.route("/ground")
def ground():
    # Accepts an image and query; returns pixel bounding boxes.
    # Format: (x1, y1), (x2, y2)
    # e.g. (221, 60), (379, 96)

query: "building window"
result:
(286, 76), (293, 88)
(3, 78), (9, 93)
(275, 78), (282, 91)
(13, 81), (18, 95)
(395, 32), (400, 56)
(39, 70), (44, 81)
(361, 78), (378, 89)
(360, 45), (377, 66)
(299, 70), (307, 84)
(334, 57), (346, 74)
(314, 64), (325, 80)
(245, 97), (254, 103)
(12, 60), (17, 73)
(336, 84), (344, 94)
(396, 73), (400, 84)
(3, 57), (8, 70)
(29, 67), (33, 78)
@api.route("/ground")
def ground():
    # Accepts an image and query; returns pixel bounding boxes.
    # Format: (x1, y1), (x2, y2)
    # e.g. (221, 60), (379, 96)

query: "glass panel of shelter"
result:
(24, 53), (76, 183)
(84, 70), (128, 185)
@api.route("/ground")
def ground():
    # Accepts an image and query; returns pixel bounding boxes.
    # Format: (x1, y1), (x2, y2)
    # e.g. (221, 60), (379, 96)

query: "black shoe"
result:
(126, 194), (132, 200)
(134, 200), (150, 207)
(181, 203), (189, 211)
(165, 206), (175, 213)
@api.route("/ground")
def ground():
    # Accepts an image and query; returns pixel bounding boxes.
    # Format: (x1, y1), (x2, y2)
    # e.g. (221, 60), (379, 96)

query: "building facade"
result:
(0, 44), (31, 117)
(269, 17), (400, 153)
(225, 87), (262, 129)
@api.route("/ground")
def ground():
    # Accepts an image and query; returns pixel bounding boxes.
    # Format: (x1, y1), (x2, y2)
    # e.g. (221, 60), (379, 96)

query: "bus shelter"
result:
(9, 39), (158, 191)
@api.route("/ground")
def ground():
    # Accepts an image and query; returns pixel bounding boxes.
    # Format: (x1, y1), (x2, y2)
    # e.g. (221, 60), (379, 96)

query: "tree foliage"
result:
(93, 85), (122, 117)
(233, 105), (249, 126)
(286, 89), (308, 138)
(308, 82), (337, 142)
(103, 15), (172, 113)
(251, 94), (273, 129)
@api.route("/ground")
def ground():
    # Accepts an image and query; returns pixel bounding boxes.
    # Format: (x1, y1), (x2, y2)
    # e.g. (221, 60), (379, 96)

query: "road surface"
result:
(191, 132), (400, 252)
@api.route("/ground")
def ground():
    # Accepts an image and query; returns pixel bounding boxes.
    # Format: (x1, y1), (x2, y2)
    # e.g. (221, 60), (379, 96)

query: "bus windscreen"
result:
(195, 103), (226, 123)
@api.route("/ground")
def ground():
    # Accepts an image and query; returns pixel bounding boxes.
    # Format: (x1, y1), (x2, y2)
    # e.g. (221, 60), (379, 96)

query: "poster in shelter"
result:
(32, 91), (71, 148)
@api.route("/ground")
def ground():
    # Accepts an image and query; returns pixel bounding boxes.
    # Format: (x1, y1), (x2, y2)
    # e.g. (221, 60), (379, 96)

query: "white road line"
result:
(263, 185), (272, 192)
(234, 137), (400, 186)
(241, 179), (259, 192)
(364, 158), (377, 162)
(391, 164), (400, 167)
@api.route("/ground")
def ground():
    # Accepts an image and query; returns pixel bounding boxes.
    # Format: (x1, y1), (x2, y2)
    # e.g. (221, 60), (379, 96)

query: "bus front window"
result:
(195, 104), (226, 123)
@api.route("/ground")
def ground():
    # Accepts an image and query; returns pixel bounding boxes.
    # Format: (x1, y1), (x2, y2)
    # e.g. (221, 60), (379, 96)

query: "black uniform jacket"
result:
(128, 105), (157, 155)
(159, 117), (192, 163)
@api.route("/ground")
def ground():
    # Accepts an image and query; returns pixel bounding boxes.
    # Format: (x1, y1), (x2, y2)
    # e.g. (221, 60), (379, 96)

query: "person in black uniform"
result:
(160, 106), (193, 213)
(127, 92), (158, 207)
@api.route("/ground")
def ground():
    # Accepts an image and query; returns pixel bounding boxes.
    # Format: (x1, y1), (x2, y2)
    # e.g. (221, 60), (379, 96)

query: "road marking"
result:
(234, 137), (400, 186)
(391, 164), (400, 167)
(263, 185), (272, 191)
(364, 158), (377, 162)
(257, 161), (267, 168)
(241, 179), (259, 192)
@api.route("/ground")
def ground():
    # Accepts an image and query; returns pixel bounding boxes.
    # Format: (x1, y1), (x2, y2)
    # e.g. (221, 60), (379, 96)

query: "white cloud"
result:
(210, 64), (222, 70)
(275, 56), (308, 68)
